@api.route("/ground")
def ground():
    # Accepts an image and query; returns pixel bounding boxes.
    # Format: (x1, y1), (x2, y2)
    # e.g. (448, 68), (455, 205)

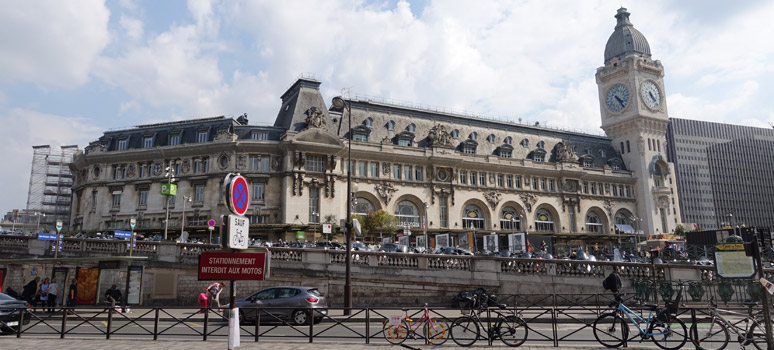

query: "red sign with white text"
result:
(198, 252), (267, 281)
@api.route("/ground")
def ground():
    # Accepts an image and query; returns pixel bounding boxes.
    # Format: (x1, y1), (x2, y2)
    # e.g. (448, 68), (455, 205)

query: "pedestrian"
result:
(66, 279), (77, 315)
(206, 281), (226, 309)
(21, 277), (40, 306)
(105, 284), (122, 309)
(47, 280), (59, 313)
(198, 290), (209, 312)
(39, 278), (51, 310)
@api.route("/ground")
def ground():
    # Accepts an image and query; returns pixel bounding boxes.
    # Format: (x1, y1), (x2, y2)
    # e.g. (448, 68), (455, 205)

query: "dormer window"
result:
(451, 129), (460, 139)
(580, 154), (595, 167)
(497, 144), (513, 158)
(352, 125), (371, 142)
(386, 120), (395, 131)
(169, 133), (181, 145)
(537, 141), (545, 149)
(406, 123), (416, 132)
(197, 131), (208, 143)
(599, 149), (606, 158)
(117, 138), (128, 151)
(531, 148), (547, 162)
(521, 139), (529, 148)
(469, 132), (478, 141)
(486, 134), (495, 143)
(143, 136), (154, 148)
(461, 139), (478, 154)
(504, 136), (513, 145)
(251, 130), (269, 140)
(363, 117), (373, 127)
(396, 131), (415, 147)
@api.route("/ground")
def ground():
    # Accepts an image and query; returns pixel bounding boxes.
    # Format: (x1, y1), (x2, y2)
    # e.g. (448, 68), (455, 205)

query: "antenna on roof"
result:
(769, 122), (774, 129)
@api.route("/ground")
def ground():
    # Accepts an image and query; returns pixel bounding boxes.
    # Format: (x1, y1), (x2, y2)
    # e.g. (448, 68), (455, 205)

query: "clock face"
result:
(606, 84), (630, 113)
(640, 80), (662, 109)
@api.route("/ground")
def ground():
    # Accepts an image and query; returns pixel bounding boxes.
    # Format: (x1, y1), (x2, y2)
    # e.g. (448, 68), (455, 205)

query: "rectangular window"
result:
(549, 179), (555, 192)
(583, 182), (589, 194)
(620, 142), (624, 154)
(260, 156), (271, 171)
(117, 139), (128, 150)
(197, 131), (208, 143)
(91, 191), (97, 210)
(439, 196), (448, 228)
(305, 155), (325, 172)
(112, 193), (121, 208)
(404, 165), (412, 180)
(169, 134), (181, 145)
(479, 173), (486, 186)
(505, 175), (512, 188)
(358, 162), (367, 177)
(203, 158), (209, 172)
(540, 178), (546, 191)
(626, 186), (632, 197)
(353, 134), (368, 142)
(470, 172), (477, 185)
(252, 182), (265, 200)
(193, 159), (202, 173)
(459, 171), (467, 184)
(497, 174), (504, 187)
(393, 164), (401, 179)
(515, 176), (521, 188)
(174, 162), (181, 175)
(370, 162), (379, 178)
(415, 167), (423, 181)
(143, 136), (153, 148)
(251, 131), (269, 140)
(138, 190), (148, 206)
(657, 140), (661, 152)
(139, 163), (146, 178)
(309, 187), (320, 223)
(194, 184), (205, 202)
(398, 139), (411, 147)
(590, 183), (596, 194)
(618, 185), (623, 196)
(612, 185), (618, 196)
(626, 140), (630, 153)
(532, 177), (538, 189)
(250, 156), (259, 171)
(598, 183), (604, 195)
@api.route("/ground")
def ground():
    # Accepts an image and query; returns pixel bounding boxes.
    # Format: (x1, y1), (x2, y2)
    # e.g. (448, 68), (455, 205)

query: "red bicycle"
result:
(383, 304), (449, 345)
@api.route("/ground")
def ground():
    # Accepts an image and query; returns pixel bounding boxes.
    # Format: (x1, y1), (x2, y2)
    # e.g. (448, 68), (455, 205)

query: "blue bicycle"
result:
(593, 292), (688, 350)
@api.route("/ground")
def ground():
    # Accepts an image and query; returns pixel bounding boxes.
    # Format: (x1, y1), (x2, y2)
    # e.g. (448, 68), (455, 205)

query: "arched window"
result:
(386, 120), (395, 131)
(521, 139), (529, 148)
(615, 212), (632, 225)
(451, 129), (460, 139)
(586, 211), (603, 233)
(500, 207), (521, 231)
(486, 134), (495, 143)
(504, 136), (513, 145)
(469, 132), (478, 141)
(462, 204), (485, 230)
(654, 164), (666, 187)
(537, 141), (545, 149)
(354, 197), (375, 217)
(395, 200), (420, 227)
(363, 118), (373, 127)
(535, 209), (554, 232)
(406, 123), (416, 132)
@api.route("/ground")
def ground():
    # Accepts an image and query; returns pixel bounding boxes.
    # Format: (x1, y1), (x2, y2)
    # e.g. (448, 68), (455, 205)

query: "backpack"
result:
(603, 272), (622, 292)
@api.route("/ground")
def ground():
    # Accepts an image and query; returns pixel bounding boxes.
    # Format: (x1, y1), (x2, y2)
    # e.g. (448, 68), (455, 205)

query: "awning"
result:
(615, 224), (636, 234)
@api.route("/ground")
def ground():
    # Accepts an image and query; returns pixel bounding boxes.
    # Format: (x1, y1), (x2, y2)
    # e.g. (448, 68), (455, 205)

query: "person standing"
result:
(47, 280), (59, 313)
(21, 277), (40, 306)
(38, 278), (51, 310)
(66, 279), (77, 315)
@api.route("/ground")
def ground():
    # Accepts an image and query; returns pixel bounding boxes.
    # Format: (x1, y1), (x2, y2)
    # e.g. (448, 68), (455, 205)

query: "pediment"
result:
(292, 128), (344, 147)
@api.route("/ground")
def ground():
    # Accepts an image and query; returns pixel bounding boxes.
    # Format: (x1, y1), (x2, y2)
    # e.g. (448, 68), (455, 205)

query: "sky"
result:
(1, 0), (773, 217)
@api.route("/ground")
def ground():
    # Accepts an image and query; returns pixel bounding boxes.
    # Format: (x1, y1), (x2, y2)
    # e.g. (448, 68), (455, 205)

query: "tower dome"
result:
(604, 8), (651, 64)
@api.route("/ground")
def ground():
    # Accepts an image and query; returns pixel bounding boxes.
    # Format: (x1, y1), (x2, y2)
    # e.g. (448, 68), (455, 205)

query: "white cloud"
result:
(0, 109), (102, 214)
(0, 1), (110, 88)
(120, 15), (144, 42)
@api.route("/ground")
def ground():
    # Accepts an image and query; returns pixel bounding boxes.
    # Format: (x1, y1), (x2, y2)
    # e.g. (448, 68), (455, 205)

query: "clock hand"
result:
(615, 96), (625, 106)
(649, 91), (657, 102)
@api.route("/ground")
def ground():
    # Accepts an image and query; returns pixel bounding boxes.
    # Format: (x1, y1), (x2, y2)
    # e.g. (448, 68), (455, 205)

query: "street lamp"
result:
(423, 202), (429, 254)
(470, 223), (477, 254)
(163, 161), (176, 240)
(35, 212), (45, 232)
(332, 95), (353, 314)
(181, 195), (192, 238)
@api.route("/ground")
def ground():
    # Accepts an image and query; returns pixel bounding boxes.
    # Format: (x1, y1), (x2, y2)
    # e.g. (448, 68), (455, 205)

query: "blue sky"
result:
(1, 0), (773, 216)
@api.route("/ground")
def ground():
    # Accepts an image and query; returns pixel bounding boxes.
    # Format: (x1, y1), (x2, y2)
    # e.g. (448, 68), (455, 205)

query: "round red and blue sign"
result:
(223, 173), (250, 216)
(207, 219), (216, 228)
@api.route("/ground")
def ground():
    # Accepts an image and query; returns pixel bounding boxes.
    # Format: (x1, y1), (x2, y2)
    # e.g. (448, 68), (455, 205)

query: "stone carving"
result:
(305, 106), (326, 128)
(127, 164), (135, 178)
(181, 160), (190, 174)
(328, 155), (336, 172)
(294, 152), (305, 169)
(237, 155), (247, 170)
(603, 199), (614, 217)
(638, 136), (645, 155)
(563, 179), (579, 192)
(271, 157), (281, 171)
(657, 195), (670, 210)
(555, 142), (577, 162)
(427, 124), (454, 147)
(305, 177), (324, 188)
(483, 191), (502, 209)
(375, 182), (396, 203)
(520, 193), (537, 212)
(382, 162), (391, 175)
(152, 162), (163, 176)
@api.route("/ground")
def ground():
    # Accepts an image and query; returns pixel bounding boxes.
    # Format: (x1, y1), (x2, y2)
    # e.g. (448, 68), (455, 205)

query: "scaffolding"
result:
(25, 145), (78, 232)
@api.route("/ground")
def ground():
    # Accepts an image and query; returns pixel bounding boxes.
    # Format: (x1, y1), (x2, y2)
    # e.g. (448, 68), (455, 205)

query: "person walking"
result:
(66, 279), (77, 315)
(206, 282), (225, 309)
(21, 277), (40, 306)
(38, 278), (51, 310)
(46, 280), (59, 313)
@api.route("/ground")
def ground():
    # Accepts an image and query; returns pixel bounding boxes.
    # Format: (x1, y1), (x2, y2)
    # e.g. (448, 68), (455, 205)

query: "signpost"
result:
(55, 220), (63, 258)
(130, 218), (136, 256)
(37, 233), (56, 240)
(198, 252), (267, 281)
(208, 219), (216, 244)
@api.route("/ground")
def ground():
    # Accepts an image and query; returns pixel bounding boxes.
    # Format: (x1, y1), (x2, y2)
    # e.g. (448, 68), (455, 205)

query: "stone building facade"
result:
(69, 8), (681, 255)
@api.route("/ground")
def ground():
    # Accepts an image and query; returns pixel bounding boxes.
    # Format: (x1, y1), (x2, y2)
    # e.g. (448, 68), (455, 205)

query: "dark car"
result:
(0, 292), (30, 334)
(234, 286), (327, 325)
(379, 243), (408, 253)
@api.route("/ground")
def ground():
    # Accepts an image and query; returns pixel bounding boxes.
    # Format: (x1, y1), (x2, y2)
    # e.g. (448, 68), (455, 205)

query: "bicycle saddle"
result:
(742, 301), (758, 307)
(401, 307), (410, 312)
(643, 303), (658, 310)
(497, 304), (507, 310)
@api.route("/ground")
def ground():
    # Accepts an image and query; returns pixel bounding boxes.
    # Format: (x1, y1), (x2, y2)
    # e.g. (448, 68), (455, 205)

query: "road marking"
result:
(186, 322), (202, 327)
(101, 321), (108, 326)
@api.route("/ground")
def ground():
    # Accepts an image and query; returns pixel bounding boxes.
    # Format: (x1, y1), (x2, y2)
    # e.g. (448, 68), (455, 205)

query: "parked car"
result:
(438, 247), (474, 255)
(234, 286), (327, 325)
(378, 243), (409, 253)
(0, 292), (30, 334)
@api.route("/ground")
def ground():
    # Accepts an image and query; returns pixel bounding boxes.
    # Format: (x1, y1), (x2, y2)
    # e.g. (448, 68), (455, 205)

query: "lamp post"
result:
(35, 212), (45, 232)
(423, 202), (429, 254)
(470, 223), (477, 254)
(163, 161), (176, 240)
(332, 95), (353, 314)
(726, 212), (736, 237)
(181, 195), (192, 238)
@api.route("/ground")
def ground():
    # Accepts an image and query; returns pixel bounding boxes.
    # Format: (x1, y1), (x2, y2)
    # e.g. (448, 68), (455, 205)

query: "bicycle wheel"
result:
(450, 316), (480, 347)
(423, 319), (449, 345)
(383, 319), (409, 345)
(651, 317), (688, 350)
(749, 321), (767, 350)
(593, 313), (629, 348)
(497, 315), (528, 347)
(690, 319), (728, 350)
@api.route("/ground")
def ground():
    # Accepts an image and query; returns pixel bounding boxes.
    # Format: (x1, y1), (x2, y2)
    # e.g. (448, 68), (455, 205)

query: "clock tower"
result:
(596, 8), (682, 237)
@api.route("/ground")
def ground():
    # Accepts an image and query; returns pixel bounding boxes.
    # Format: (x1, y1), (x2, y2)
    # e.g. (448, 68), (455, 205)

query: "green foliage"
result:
(360, 209), (398, 237)
(673, 224), (685, 236)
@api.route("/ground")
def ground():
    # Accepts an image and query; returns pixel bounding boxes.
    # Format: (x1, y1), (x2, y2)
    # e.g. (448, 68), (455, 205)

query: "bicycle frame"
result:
(700, 303), (761, 343)
(402, 307), (435, 334)
(616, 302), (670, 338)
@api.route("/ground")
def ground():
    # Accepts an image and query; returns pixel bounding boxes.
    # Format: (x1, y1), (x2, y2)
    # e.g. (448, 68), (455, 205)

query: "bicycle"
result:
(593, 290), (688, 350)
(449, 291), (528, 347)
(690, 297), (767, 350)
(383, 303), (449, 345)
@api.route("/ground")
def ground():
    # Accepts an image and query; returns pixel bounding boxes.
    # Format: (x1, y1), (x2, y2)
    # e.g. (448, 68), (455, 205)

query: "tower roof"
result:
(604, 8), (651, 64)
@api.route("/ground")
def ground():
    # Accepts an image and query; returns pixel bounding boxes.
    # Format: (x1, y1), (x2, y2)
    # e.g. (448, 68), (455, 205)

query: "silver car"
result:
(235, 286), (327, 325)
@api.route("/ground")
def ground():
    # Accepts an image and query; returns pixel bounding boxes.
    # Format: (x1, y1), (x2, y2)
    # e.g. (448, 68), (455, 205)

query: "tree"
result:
(673, 224), (686, 236)
(360, 209), (398, 242)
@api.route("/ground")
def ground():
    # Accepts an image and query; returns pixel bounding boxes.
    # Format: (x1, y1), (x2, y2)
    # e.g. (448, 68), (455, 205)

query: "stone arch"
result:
(354, 191), (382, 215)
(459, 198), (492, 230)
(391, 194), (426, 228)
(584, 206), (610, 234)
(496, 201), (526, 232)
(613, 208), (638, 234)
(532, 203), (561, 233)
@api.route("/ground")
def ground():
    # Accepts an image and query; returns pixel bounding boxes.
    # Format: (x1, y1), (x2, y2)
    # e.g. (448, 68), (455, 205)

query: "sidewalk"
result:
(0, 338), (660, 349)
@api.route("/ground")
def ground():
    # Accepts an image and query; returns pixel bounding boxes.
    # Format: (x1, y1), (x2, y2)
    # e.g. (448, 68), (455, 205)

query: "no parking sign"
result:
(223, 173), (250, 216)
